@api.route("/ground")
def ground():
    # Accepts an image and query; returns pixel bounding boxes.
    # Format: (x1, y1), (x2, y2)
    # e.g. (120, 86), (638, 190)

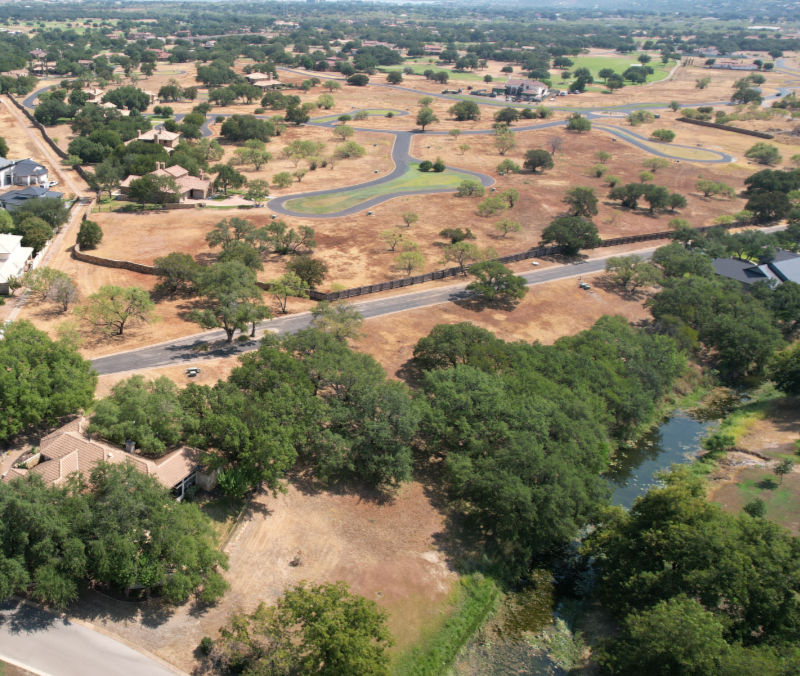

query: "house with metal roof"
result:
(0, 186), (63, 211)
(712, 250), (800, 287)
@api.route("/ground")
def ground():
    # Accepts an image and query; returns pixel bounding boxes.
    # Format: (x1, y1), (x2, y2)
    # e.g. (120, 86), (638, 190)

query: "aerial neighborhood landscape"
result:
(4, 0), (800, 673)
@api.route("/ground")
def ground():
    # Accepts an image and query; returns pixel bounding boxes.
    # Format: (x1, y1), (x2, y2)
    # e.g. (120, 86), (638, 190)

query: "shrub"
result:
(77, 220), (102, 250)
(418, 160), (433, 172)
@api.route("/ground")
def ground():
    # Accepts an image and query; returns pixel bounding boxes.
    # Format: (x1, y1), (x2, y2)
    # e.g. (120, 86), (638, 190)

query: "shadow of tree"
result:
(758, 477), (778, 490)
(452, 294), (521, 313)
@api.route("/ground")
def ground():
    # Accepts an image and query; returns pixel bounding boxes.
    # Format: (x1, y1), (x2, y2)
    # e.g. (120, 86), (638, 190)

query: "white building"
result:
(0, 158), (50, 188)
(0, 233), (33, 295)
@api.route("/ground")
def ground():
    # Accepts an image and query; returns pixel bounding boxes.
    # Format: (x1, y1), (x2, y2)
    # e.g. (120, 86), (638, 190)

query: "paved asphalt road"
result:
(0, 601), (183, 676)
(90, 249), (655, 376)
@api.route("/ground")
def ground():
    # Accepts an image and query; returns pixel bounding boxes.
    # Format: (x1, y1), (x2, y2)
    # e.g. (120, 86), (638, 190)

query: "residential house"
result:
(504, 78), (549, 101)
(2, 417), (205, 500)
(120, 162), (213, 201)
(82, 86), (105, 104)
(0, 233), (33, 295)
(153, 49), (170, 60)
(708, 59), (758, 71)
(0, 186), (63, 211)
(713, 250), (800, 286)
(130, 128), (182, 151)
(245, 72), (284, 90)
(11, 159), (49, 186)
(424, 44), (443, 55)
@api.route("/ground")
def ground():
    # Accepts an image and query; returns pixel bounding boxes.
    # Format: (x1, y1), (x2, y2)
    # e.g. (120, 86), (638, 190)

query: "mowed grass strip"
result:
(391, 574), (500, 676)
(594, 124), (726, 161)
(283, 163), (475, 214)
(311, 109), (403, 124)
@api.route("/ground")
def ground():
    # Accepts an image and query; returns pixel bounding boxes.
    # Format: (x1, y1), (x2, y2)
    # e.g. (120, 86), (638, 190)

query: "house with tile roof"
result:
(131, 128), (182, 151)
(120, 162), (213, 201)
(0, 233), (33, 295)
(2, 417), (204, 500)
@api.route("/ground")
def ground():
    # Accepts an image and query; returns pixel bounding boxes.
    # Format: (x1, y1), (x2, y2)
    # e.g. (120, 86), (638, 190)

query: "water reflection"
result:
(607, 413), (713, 509)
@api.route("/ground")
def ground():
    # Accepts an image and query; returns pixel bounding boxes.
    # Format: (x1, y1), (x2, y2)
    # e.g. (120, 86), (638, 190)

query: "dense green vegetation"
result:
(0, 463), (228, 608)
(204, 582), (392, 675)
(586, 469), (800, 675)
(0, 320), (95, 442)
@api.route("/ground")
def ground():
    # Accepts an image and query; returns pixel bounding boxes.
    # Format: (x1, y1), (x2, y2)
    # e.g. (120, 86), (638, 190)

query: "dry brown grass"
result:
(70, 481), (458, 672)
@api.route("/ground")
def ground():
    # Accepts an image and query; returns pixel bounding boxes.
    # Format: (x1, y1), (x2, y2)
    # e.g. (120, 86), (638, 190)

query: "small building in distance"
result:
(120, 162), (213, 201)
(0, 233), (33, 295)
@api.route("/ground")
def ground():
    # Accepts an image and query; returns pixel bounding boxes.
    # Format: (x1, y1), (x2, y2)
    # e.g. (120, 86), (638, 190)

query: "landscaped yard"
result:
(281, 162), (478, 214)
(311, 109), (405, 124)
(380, 60), (489, 82)
(555, 53), (677, 83)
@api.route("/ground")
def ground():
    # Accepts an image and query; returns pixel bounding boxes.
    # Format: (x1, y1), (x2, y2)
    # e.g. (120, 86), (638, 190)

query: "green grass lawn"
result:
(554, 53), (676, 84)
(312, 109), (402, 124)
(380, 62), (488, 83)
(282, 163), (475, 214)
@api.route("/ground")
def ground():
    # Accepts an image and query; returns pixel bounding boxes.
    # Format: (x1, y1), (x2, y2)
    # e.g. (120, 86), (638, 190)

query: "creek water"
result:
(454, 410), (714, 674)
(606, 412), (713, 509)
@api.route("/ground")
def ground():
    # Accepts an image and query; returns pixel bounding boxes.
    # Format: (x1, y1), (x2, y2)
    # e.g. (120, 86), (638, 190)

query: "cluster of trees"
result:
(0, 320), (95, 442)
(87, 311), (683, 582)
(0, 196), (70, 254)
(538, 186), (601, 256)
(413, 317), (684, 577)
(742, 165), (800, 223)
(90, 322), (419, 498)
(643, 226), (800, 381)
(608, 181), (686, 214)
(203, 582), (391, 675)
(0, 463), (228, 608)
(586, 469), (800, 675)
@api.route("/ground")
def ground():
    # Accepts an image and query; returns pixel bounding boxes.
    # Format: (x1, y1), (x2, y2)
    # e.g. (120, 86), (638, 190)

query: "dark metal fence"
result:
(676, 116), (774, 139)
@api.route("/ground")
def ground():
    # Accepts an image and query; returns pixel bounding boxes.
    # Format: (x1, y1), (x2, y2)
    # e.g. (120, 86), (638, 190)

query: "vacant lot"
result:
(709, 395), (800, 534)
(70, 481), (459, 672)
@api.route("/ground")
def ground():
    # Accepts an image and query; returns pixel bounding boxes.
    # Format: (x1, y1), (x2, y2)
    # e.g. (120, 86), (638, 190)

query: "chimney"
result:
(199, 170), (205, 180)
